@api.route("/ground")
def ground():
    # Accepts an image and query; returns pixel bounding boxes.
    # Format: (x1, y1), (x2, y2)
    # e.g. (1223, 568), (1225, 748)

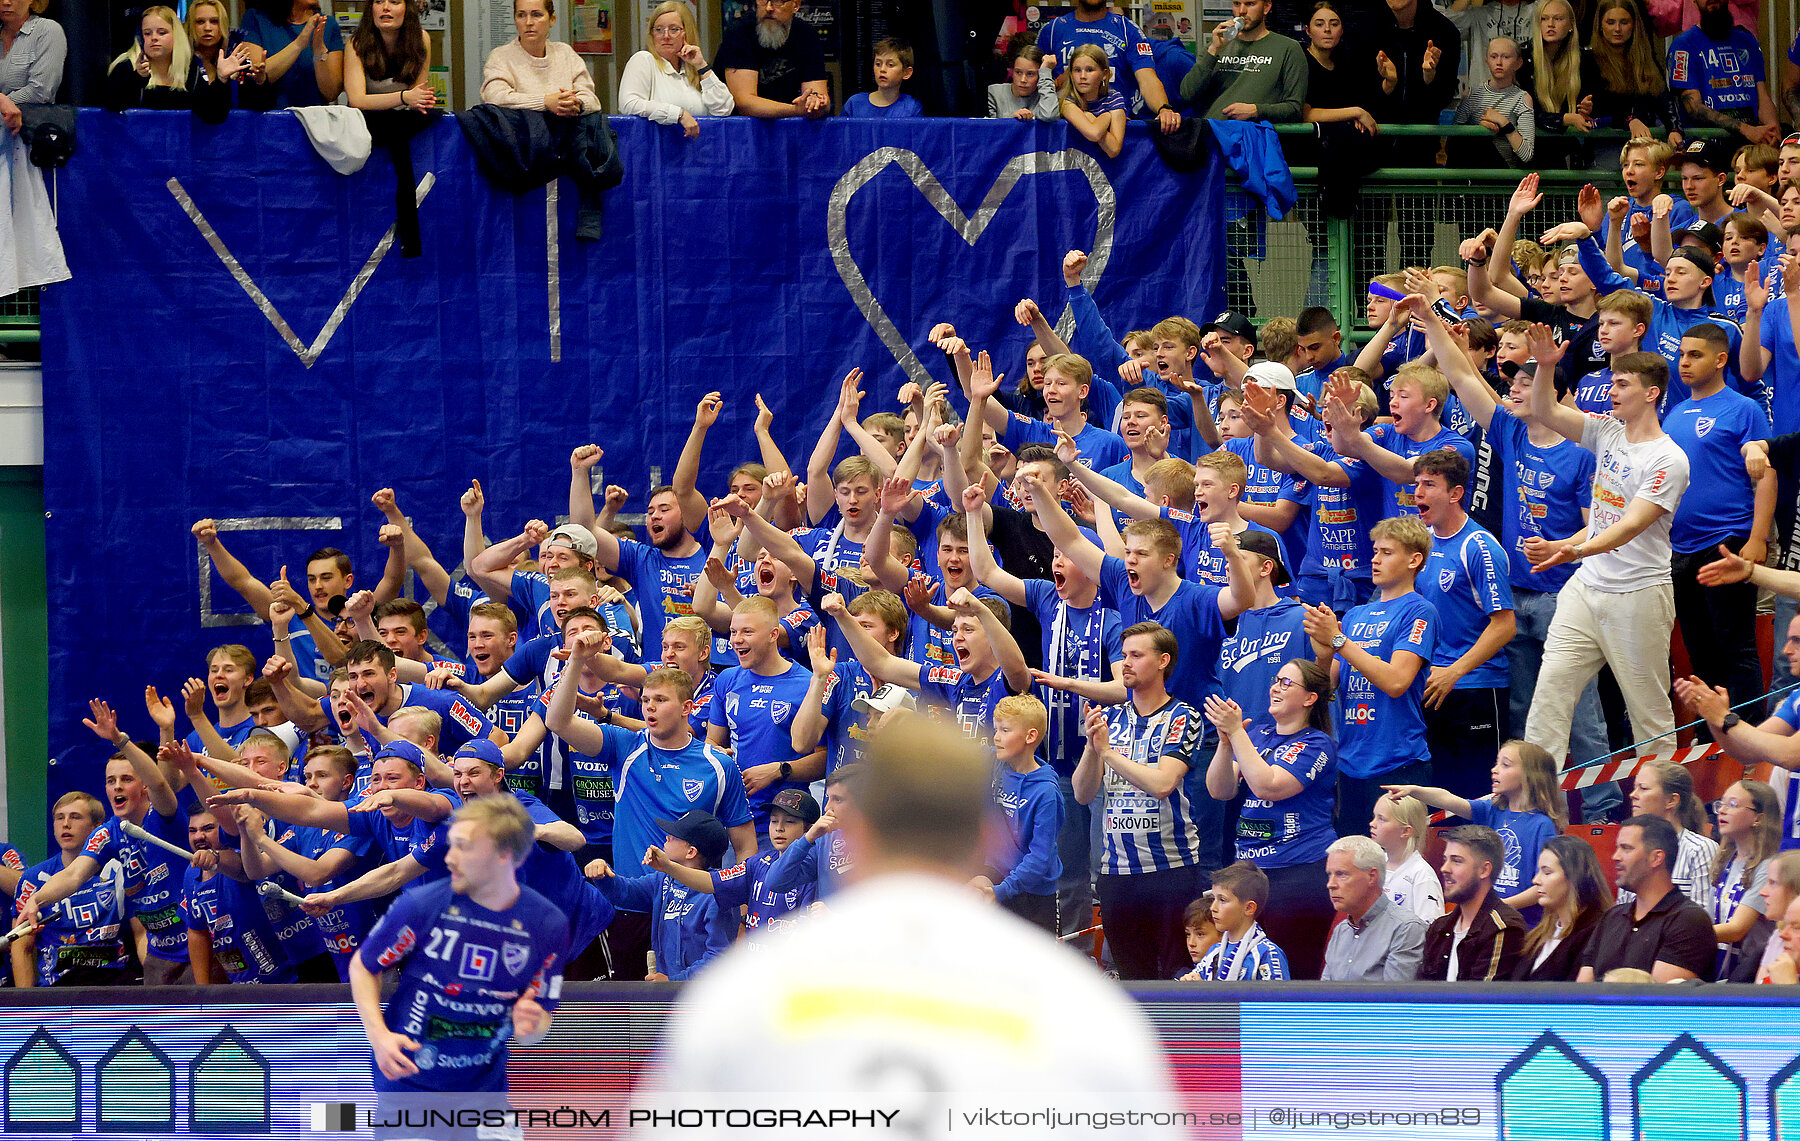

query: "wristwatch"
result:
(1331, 633), (1347, 650)
(779, 761), (793, 780)
(1720, 713), (1742, 732)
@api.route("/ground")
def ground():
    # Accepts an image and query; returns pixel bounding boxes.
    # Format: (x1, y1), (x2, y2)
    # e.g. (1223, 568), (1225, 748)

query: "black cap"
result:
(1235, 531), (1290, 587)
(768, 788), (821, 828)
(653, 810), (731, 869)
(1199, 309), (1258, 346)
(1668, 246), (1717, 279)
(1680, 220), (1723, 254)
(1679, 137), (1732, 174)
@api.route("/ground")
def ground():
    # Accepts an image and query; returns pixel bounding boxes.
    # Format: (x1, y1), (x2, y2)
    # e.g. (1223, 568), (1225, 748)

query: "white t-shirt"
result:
(1576, 415), (1689, 594)
(1385, 851), (1445, 925)
(643, 873), (1178, 1130)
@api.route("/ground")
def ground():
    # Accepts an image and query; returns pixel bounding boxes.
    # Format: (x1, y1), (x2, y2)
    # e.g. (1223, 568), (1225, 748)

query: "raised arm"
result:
(961, 484), (1028, 608)
(1524, 324), (1590, 444)
(790, 627), (835, 755)
(805, 372), (860, 526)
(750, 394), (792, 477)
(1022, 472), (1105, 582)
(191, 519), (277, 619)
(951, 588), (1031, 694)
(82, 700), (178, 819)
(819, 593), (922, 691)
(673, 393), (723, 535)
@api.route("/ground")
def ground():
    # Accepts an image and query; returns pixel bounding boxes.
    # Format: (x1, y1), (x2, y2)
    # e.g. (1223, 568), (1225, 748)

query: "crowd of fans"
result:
(13, 131), (1800, 984)
(8, 0), (1800, 993)
(23, 0), (1786, 171)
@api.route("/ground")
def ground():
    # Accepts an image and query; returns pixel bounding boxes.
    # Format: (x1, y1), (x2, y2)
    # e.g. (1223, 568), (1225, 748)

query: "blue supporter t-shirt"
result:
(843, 92), (923, 117)
(816, 659), (877, 773)
(612, 538), (710, 672)
(1233, 723), (1338, 868)
(709, 663), (814, 828)
(1228, 436), (1312, 580)
(1669, 25), (1765, 120)
(1469, 797), (1558, 925)
(341, 788), (460, 868)
(356, 880), (569, 1093)
(1005, 412), (1129, 470)
(1572, 365), (1614, 417)
(16, 856), (128, 984)
(1761, 296), (1800, 435)
(238, 8), (346, 108)
(603, 726), (751, 883)
(1097, 555), (1228, 708)
(181, 867), (295, 984)
(80, 798), (196, 964)
(1484, 406), (1596, 593)
(919, 663), (1019, 746)
(1336, 592), (1437, 780)
(1666, 385), (1772, 553)
(710, 848), (815, 940)
(1420, 517), (1514, 689)
(1369, 423), (1478, 519)
(1299, 440), (1387, 608)
(1218, 599), (1310, 717)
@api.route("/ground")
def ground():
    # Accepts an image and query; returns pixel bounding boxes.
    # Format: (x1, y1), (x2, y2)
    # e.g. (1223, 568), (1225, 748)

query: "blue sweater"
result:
(994, 763), (1065, 901)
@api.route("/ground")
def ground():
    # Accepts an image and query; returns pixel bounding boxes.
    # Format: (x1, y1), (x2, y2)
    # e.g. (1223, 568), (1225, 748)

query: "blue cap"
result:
(373, 739), (427, 769)
(454, 739), (505, 767)
(653, 810), (731, 869)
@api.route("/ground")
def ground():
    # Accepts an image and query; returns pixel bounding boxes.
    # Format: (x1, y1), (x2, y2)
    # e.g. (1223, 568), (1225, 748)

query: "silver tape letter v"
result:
(166, 174), (435, 369)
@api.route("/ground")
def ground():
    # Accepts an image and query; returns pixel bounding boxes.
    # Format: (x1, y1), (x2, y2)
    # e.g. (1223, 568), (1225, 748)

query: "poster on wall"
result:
(797, 0), (839, 61)
(1148, 0), (1196, 43)
(573, 0), (614, 53)
(420, 0), (449, 31)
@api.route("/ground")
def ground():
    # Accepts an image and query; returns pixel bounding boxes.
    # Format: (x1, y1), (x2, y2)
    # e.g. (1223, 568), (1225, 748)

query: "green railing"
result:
(0, 126), (1722, 350)
(1230, 124), (1732, 333)
(0, 286), (37, 344)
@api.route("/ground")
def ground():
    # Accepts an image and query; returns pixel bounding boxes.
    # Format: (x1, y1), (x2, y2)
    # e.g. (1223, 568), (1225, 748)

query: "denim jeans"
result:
(1054, 769), (1094, 939)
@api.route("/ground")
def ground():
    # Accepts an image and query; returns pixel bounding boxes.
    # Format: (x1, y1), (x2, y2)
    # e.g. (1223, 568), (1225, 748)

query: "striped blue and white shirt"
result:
(1099, 697), (1205, 875)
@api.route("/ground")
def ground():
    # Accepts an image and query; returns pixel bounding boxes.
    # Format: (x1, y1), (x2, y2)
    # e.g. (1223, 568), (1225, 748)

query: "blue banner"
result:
(40, 109), (1224, 804)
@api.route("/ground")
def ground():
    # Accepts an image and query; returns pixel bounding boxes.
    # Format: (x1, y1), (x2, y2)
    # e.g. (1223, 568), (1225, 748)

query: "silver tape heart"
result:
(827, 147), (1116, 388)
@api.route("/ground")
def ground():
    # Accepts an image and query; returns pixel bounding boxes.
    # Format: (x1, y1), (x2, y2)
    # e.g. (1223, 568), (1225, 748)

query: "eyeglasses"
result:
(1272, 677), (1299, 690)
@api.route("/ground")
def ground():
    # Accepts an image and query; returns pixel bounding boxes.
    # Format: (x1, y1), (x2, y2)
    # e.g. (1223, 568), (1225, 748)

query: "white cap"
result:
(1246, 361), (1297, 393)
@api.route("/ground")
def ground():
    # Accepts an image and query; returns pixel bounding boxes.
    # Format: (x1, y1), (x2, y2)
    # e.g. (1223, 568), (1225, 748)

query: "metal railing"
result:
(4, 125), (1725, 349)
(1228, 124), (1732, 331)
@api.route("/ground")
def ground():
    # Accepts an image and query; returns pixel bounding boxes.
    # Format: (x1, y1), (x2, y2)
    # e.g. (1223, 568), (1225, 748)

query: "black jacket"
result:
(1421, 892), (1526, 981)
(1363, 2), (1460, 124)
(1511, 905), (1604, 981)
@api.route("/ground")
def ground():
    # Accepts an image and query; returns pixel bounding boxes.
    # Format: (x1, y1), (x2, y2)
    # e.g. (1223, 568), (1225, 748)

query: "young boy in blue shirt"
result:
(843, 37), (923, 118)
(974, 695), (1065, 934)
(593, 809), (736, 981)
(645, 789), (819, 942)
(1303, 514), (1438, 835)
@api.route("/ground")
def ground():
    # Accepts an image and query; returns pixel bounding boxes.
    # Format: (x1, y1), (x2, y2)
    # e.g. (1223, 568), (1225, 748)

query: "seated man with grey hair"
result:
(1321, 835), (1428, 981)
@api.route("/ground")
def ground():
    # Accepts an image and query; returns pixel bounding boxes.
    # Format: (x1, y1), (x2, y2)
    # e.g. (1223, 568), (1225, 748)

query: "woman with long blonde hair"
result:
(1531, 0), (1591, 134)
(108, 5), (234, 114)
(619, 1), (734, 138)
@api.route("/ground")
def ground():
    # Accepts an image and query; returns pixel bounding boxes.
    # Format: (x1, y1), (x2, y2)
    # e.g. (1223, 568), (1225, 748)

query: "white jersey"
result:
(642, 873), (1179, 1138)
(1576, 415), (1689, 594)
(1385, 851), (1445, 925)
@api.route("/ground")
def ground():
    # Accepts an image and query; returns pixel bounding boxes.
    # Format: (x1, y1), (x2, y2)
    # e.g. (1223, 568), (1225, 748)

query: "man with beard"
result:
(715, 0), (829, 119)
(1037, 0), (1183, 129)
(1418, 825), (1525, 981)
(1669, 0), (1780, 145)
(1180, 0), (1307, 124)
